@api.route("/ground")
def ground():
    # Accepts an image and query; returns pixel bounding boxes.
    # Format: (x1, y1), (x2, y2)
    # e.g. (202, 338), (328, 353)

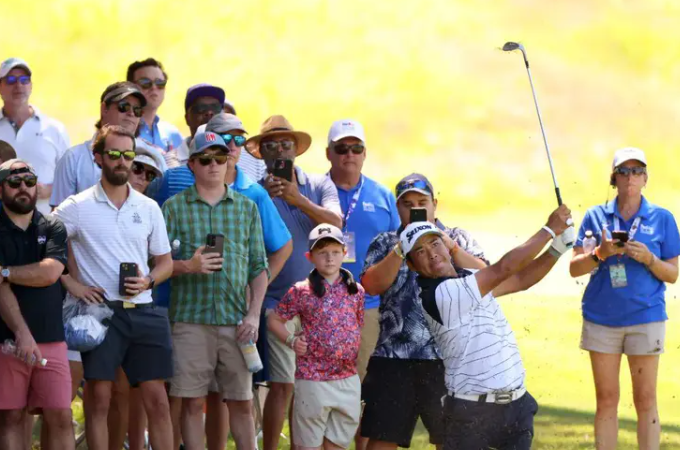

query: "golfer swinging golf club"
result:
(402, 204), (574, 450)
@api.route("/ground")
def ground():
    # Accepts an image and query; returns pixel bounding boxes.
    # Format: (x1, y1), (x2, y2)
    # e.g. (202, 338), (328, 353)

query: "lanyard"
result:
(329, 174), (364, 231)
(614, 216), (641, 240)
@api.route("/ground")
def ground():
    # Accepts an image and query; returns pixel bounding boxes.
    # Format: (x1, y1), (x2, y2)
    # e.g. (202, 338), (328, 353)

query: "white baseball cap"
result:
(327, 119), (366, 145)
(612, 147), (647, 170)
(0, 58), (31, 79)
(399, 222), (443, 256)
(308, 223), (345, 250)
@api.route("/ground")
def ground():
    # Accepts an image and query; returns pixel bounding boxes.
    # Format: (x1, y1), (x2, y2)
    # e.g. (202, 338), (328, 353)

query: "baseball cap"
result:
(134, 139), (165, 177)
(185, 84), (225, 111)
(0, 58), (31, 78)
(399, 222), (443, 256)
(102, 82), (147, 107)
(206, 113), (247, 134)
(189, 131), (228, 157)
(0, 159), (37, 183)
(327, 119), (366, 144)
(612, 147), (647, 170)
(395, 173), (435, 201)
(308, 224), (345, 250)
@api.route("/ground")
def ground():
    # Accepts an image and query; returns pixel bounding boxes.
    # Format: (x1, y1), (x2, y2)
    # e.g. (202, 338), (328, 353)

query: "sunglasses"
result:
(221, 134), (247, 148)
(117, 101), (143, 118)
(261, 140), (295, 154)
(102, 149), (136, 161)
(132, 162), (157, 182)
(396, 179), (432, 196)
(615, 166), (646, 176)
(334, 143), (365, 155)
(4, 174), (38, 189)
(136, 77), (167, 90)
(193, 152), (229, 166)
(3, 75), (31, 86)
(191, 103), (222, 115)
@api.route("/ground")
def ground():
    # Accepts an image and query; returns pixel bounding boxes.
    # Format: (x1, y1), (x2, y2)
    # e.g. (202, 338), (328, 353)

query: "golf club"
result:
(502, 41), (563, 207)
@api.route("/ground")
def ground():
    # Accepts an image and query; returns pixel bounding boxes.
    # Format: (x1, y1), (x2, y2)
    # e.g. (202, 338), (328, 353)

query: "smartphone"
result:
(410, 208), (427, 223)
(204, 234), (225, 256)
(611, 231), (629, 247)
(272, 159), (293, 182)
(119, 262), (138, 296)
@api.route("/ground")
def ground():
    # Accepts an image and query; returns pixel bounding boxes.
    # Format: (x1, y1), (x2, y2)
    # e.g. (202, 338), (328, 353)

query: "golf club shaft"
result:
(524, 66), (562, 206)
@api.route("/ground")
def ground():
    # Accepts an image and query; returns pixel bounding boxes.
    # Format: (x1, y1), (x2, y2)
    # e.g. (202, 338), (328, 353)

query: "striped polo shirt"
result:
(53, 182), (171, 304)
(417, 271), (525, 395)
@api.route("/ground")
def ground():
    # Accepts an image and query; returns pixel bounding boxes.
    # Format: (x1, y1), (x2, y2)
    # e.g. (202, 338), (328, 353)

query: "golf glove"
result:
(549, 226), (576, 258)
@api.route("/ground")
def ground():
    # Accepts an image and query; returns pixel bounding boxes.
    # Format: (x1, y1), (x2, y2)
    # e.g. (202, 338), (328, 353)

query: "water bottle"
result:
(237, 321), (263, 373)
(583, 231), (597, 254)
(2, 339), (47, 366)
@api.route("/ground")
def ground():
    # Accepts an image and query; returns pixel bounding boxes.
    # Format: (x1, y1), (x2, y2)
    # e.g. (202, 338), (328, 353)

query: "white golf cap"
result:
(308, 223), (345, 250)
(612, 147), (647, 170)
(327, 119), (366, 145)
(134, 138), (166, 176)
(399, 222), (443, 256)
(0, 57), (31, 78)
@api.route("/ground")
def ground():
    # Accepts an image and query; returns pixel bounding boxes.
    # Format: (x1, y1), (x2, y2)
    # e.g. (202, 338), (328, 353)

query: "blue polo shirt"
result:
(138, 116), (184, 154)
(576, 196), (680, 327)
(335, 175), (400, 309)
(153, 166), (291, 307)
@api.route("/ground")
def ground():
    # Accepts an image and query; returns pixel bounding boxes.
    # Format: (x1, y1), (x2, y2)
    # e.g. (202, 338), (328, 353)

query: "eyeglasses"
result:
(221, 134), (247, 148)
(193, 152), (229, 166)
(396, 179), (432, 196)
(102, 149), (136, 161)
(136, 77), (167, 90)
(333, 143), (365, 155)
(3, 75), (31, 86)
(117, 101), (143, 118)
(615, 166), (646, 176)
(191, 103), (222, 115)
(4, 174), (38, 189)
(132, 162), (157, 182)
(261, 140), (295, 154)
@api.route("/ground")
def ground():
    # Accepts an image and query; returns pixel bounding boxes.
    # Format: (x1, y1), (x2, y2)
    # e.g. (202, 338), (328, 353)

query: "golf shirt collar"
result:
(0, 204), (41, 232)
(93, 181), (144, 209)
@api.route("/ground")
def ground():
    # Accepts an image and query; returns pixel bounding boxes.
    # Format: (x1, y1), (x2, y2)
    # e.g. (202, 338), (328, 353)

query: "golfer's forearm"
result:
(496, 229), (552, 279)
(362, 250), (402, 295)
(494, 251), (557, 297)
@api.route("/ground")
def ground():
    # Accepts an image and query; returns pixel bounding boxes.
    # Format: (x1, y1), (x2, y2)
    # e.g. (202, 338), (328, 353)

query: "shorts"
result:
(265, 309), (300, 384)
(170, 322), (252, 401)
(82, 305), (173, 387)
(0, 341), (72, 413)
(580, 320), (665, 355)
(357, 308), (380, 382)
(361, 357), (446, 447)
(294, 375), (361, 448)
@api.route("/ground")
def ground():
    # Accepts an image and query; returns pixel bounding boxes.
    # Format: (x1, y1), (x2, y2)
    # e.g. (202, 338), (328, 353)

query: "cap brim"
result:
(245, 131), (312, 159)
(329, 132), (365, 144)
(405, 229), (443, 255)
(0, 62), (31, 78)
(108, 91), (147, 107)
(613, 157), (647, 169)
(186, 86), (226, 110)
(191, 143), (229, 157)
(396, 188), (431, 201)
(309, 235), (345, 251)
(133, 155), (162, 176)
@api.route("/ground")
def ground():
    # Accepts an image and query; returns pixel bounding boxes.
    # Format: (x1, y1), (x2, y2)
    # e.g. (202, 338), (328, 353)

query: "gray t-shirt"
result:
(262, 166), (341, 308)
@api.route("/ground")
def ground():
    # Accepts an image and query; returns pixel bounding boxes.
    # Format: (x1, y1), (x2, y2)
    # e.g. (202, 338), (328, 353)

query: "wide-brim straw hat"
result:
(245, 115), (312, 159)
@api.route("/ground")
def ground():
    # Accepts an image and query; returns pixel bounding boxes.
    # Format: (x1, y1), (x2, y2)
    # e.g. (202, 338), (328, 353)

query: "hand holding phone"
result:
(119, 263), (139, 296)
(202, 234), (225, 272)
(611, 231), (629, 248)
(272, 159), (293, 182)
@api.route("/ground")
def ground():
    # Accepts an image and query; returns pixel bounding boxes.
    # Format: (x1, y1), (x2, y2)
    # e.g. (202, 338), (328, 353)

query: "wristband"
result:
(542, 226), (556, 239)
(590, 251), (600, 264)
(285, 334), (295, 347)
(393, 243), (405, 260)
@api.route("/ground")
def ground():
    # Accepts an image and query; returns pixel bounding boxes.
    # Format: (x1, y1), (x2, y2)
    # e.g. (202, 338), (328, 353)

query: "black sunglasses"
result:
(5, 174), (38, 189)
(102, 149), (136, 161)
(261, 140), (295, 154)
(615, 166), (646, 176)
(334, 143), (365, 155)
(193, 152), (229, 166)
(191, 103), (222, 115)
(132, 162), (157, 182)
(3, 75), (31, 86)
(136, 77), (167, 90)
(221, 134), (247, 148)
(117, 101), (143, 118)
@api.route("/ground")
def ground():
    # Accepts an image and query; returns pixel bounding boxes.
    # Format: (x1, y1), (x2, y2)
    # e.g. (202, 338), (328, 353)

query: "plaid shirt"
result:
(162, 184), (268, 325)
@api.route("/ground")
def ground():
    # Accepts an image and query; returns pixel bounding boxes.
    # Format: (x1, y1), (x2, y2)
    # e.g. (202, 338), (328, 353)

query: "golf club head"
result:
(502, 41), (529, 68)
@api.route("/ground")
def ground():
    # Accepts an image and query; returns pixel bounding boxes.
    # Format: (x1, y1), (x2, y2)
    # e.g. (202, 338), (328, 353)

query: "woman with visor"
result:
(569, 147), (680, 449)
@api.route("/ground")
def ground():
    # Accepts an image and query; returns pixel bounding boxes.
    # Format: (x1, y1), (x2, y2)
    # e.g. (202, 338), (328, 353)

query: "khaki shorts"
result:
(580, 320), (665, 355)
(266, 309), (300, 384)
(170, 322), (252, 401)
(294, 375), (361, 448)
(357, 308), (380, 382)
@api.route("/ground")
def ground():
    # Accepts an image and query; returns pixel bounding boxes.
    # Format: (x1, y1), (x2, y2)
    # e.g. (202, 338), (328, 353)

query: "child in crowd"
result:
(268, 224), (365, 450)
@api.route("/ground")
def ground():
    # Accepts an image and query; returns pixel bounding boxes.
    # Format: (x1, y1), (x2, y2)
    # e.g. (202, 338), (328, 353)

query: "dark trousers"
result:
(443, 391), (538, 450)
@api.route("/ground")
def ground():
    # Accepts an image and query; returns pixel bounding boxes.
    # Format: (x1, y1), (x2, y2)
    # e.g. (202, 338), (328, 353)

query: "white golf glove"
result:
(549, 226), (576, 258)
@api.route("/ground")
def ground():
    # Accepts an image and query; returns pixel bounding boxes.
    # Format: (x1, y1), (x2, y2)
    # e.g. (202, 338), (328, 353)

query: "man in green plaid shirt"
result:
(162, 130), (268, 450)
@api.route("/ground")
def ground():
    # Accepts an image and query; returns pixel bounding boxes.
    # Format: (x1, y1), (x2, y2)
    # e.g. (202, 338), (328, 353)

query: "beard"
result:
(2, 189), (37, 214)
(102, 162), (130, 186)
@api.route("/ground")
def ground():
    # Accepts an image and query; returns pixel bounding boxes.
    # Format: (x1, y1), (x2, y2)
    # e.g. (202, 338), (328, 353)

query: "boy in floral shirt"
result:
(269, 223), (365, 450)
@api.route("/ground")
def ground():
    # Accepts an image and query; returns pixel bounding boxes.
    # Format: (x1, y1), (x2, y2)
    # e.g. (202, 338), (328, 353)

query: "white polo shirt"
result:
(418, 272), (526, 396)
(0, 106), (70, 214)
(53, 182), (171, 304)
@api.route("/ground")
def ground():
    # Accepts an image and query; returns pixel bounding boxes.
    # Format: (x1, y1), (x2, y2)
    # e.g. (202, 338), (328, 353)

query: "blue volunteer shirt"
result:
(336, 175), (400, 309)
(576, 196), (680, 327)
(153, 165), (292, 307)
(138, 116), (184, 155)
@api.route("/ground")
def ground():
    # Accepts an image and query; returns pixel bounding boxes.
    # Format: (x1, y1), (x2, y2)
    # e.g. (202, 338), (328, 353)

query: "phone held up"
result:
(611, 231), (629, 248)
(119, 262), (138, 296)
(204, 234), (225, 272)
(410, 207), (427, 223)
(272, 158), (293, 183)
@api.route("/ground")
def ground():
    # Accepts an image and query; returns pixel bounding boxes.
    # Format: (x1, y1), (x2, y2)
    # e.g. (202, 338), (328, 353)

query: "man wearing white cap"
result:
(0, 58), (70, 214)
(403, 204), (573, 450)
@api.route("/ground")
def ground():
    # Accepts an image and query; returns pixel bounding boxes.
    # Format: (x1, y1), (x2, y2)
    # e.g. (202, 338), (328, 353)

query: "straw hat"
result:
(245, 115), (312, 159)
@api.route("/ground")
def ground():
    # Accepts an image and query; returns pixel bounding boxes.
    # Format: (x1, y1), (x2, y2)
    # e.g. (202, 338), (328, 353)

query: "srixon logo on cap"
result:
(406, 224), (434, 243)
(205, 132), (216, 142)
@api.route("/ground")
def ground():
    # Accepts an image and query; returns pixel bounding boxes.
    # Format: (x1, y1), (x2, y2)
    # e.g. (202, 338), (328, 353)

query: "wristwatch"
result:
(1, 267), (10, 279)
(590, 251), (600, 263)
(146, 275), (156, 290)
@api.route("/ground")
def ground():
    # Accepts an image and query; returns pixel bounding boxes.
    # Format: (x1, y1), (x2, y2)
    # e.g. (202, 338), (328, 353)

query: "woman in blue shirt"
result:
(570, 147), (680, 450)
